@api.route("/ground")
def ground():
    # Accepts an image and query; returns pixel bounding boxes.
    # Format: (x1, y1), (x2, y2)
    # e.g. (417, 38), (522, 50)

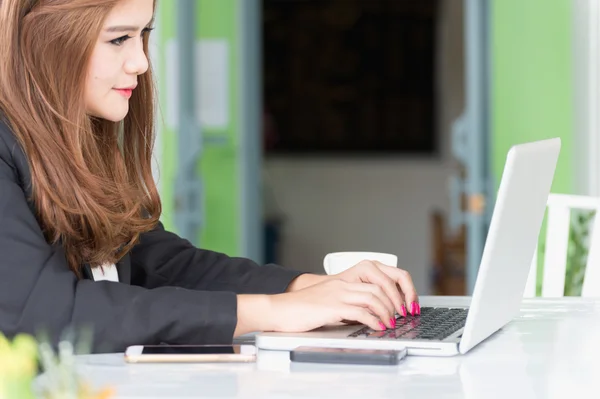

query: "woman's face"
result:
(85, 0), (154, 122)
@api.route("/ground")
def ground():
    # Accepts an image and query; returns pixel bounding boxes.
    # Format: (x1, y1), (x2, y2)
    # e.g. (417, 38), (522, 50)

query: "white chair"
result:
(524, 193), (600, 297)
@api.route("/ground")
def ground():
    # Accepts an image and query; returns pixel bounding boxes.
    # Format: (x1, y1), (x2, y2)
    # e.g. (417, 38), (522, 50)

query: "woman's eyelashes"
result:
(110, 27), (154, 46)
(110, 35), (132, 46)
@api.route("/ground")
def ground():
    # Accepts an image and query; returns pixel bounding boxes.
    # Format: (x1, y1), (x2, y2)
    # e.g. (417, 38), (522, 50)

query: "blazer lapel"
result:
(117, 252), (131, 284)
(82, 264), (94, 280)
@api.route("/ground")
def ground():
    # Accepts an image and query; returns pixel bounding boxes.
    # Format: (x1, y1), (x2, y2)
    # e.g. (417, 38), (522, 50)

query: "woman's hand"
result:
(234, 262), (419, 337)
(235, 278), (398, 336)
(333, 260), (420, 317)
(285, 262), (419, 317)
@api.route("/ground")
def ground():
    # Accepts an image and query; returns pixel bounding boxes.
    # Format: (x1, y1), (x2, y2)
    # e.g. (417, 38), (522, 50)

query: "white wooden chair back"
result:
(524, 194), (600, 297)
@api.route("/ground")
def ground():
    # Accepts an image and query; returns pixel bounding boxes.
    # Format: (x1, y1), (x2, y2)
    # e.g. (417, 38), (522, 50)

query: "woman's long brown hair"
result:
(0, 0), (161, 276)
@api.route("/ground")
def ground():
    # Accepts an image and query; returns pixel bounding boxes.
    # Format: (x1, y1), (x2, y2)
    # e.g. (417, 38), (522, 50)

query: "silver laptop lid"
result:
(459, 138), (561, 354)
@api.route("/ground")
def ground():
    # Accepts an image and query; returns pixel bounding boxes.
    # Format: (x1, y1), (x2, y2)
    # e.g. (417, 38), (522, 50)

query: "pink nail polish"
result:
(378, 321), (386, 330)
(401, 304), (407, 318)
(417, 303), (421, 315)
(411, 303), (416, 316)
(390, 318), (396, 328)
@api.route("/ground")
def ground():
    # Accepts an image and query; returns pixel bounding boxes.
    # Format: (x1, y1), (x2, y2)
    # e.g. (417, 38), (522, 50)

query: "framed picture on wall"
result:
(262, 0), (439, 155)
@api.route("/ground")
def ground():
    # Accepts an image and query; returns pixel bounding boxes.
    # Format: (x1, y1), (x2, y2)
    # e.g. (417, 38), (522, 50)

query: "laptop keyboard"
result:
(348, 307), (468, 341)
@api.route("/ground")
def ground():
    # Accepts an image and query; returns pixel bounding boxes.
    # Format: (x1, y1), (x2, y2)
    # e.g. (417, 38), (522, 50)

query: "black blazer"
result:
(0, 119), (304, 353)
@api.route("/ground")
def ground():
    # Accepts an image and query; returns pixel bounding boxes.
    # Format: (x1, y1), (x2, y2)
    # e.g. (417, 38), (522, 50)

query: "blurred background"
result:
(148, 0), (596, 296)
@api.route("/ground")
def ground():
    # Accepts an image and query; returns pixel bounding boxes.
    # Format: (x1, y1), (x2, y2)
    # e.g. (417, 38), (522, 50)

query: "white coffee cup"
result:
(323, 251), (398, 275)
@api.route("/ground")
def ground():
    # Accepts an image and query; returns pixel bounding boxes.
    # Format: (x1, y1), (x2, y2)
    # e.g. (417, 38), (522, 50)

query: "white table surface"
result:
(64, 296), (600, 399)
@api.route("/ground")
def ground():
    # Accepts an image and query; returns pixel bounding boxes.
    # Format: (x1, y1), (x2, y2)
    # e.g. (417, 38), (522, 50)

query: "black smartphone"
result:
(290, 346), (407, 366)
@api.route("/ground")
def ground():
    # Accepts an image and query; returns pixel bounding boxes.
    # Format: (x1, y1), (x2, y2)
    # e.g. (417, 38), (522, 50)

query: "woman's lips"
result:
(114, 88), (133, 98)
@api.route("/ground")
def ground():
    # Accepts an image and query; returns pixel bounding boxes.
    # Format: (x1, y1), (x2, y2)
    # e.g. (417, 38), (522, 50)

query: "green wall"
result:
(197, 0), (241, 256)
(491, 0), (574, 295)
(156, 0), (242, 256)
(491, 0), (573, 193)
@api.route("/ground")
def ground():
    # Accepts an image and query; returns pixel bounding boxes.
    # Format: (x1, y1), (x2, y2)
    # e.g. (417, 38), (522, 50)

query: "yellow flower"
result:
(0, 333), (38, 377)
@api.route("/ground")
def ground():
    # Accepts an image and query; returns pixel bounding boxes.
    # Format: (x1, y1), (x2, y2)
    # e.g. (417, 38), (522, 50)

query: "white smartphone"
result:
(124, 344), (257, 363)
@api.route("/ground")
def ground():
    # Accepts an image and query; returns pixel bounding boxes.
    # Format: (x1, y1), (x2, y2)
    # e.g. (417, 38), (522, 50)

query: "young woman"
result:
(0, 0), (419, 353)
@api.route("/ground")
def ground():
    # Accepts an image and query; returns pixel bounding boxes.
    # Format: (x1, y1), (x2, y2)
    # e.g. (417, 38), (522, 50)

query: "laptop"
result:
(256, 138), (561, 356)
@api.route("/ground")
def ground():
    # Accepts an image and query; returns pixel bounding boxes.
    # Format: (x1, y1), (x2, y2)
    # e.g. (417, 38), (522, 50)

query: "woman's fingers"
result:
(342, 283), (395, 328)
(341, 306), (385, 332)
(355, 261), (406, 316)
(374, 261), (420, 315)
(348, 282), (396, 323)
